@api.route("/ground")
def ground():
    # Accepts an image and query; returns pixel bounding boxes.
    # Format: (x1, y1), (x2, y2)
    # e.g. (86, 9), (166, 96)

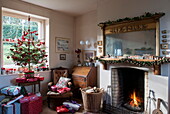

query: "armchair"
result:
(47, 67), (73, 108)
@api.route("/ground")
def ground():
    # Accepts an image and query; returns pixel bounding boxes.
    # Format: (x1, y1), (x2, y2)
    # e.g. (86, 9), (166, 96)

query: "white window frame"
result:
(1, 7), (49, 71)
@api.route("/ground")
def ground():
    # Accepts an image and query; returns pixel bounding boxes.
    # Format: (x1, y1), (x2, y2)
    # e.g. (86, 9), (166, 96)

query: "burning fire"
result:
(129, 90), (141, 107)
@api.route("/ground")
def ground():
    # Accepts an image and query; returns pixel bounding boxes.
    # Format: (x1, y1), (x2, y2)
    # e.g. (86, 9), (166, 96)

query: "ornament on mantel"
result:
(7, 16), (48, 72)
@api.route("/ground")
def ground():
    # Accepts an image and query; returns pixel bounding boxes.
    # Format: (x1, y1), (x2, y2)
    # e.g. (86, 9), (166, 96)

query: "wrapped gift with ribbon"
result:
(56, 105), (69, 113)
(57, 87), (71, 94)
(0, 95), (22, 114)
(63, 100), (81, 111)
(34, 76), (44, 81)
(26, 77), (38, 82)
(1, 86), (21, 96)
(16, 77), (27, 83)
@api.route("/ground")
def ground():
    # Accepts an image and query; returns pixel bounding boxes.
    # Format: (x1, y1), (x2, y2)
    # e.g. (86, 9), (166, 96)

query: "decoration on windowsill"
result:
(7, 16), (48, 75)
(98, 12), (165, 27)
(99, 57), (170, 67)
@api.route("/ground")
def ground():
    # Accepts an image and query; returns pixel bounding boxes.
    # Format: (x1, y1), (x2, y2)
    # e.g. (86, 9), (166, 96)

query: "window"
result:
(2, 8), (49, 73)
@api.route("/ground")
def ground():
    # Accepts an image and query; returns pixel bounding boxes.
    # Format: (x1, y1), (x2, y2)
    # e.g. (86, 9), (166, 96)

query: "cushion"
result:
(56, 77), (71, 88)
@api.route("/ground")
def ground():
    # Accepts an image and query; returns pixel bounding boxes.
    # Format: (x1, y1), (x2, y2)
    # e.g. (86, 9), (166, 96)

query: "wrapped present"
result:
(34, 76), (44, 81)
(0, 95), (7, 104)
(16, 77), (26, 83)
(26, 77), (38, 82)
(57, 87), (71, 94)
(56, 105), (69, 113)
(6, 95), (24, 105)
(1, 86), (21, 96)
(0, 102), (21, 114)
(37, 76), (44, 81)
(63, 100), (81, 111)
(19, 96), (29, 103)
(19, 94), (39, 103)
(21, 96), (42, 114)
(50, 85), (62, 92)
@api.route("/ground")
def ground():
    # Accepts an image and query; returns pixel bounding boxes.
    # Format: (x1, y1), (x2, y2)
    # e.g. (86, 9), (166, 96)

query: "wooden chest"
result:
(72, 66), (97, 88)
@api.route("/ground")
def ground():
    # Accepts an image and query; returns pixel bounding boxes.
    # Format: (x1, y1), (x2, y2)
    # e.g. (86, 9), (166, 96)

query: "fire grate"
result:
(103, 102), (144, 114)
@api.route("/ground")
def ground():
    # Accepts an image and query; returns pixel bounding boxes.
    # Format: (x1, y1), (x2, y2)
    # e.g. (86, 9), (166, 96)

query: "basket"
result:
(81, 88), (104, 112)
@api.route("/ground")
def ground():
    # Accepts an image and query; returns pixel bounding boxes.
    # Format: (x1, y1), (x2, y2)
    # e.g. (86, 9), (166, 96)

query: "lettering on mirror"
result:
(109, 24), (148, 34)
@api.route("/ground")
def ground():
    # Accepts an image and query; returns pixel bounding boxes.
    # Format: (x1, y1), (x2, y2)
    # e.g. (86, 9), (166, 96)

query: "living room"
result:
(0, 0), (170, 113)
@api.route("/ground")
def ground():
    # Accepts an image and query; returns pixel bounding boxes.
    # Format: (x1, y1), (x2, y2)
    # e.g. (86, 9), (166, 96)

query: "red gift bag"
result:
(21, 96), (42, 114)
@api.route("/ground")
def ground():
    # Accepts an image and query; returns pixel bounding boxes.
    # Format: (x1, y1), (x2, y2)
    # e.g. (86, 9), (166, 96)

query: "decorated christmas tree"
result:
(7, 16), (48, 72)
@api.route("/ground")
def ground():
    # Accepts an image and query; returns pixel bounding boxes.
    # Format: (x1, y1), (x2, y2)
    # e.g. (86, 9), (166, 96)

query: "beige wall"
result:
(0, 0), (75, 69)
(97, 0), (170, 113)
(75, 11), (97, 63)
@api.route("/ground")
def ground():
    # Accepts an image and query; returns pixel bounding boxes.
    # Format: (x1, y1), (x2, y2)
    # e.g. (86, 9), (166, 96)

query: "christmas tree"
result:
(7, 16), (48, 72)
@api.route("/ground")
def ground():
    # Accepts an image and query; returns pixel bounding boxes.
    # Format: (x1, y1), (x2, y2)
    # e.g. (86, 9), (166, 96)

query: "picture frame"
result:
(161, 44), (169, 49)
(97, 41), (102, 46)
(161, 30), (167, 34)
(162, 51), (169, 55)
(56, 37), (70, 53)
(60, 54), (66, 60)
(162, 35), (167, 38)
(83, 50), (96, 61)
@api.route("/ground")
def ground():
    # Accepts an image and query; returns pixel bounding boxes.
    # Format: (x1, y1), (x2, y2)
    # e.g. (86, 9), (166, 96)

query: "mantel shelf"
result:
(99, 58), (170, 75)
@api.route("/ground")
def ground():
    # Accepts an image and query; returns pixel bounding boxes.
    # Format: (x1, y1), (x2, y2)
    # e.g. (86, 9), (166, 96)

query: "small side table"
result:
(18, 81), (41, 93)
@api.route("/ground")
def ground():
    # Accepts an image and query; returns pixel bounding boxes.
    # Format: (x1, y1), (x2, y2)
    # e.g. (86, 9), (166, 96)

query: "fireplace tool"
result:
(146, 90), (156, 114)
(152, 98), (163, 114)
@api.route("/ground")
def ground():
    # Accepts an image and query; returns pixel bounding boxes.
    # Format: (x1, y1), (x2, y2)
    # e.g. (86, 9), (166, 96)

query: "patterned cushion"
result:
(56, 77), (71, 88)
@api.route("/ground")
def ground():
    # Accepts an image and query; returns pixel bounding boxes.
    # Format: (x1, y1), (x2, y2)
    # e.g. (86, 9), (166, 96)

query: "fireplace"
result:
(103, 67), (147, 114)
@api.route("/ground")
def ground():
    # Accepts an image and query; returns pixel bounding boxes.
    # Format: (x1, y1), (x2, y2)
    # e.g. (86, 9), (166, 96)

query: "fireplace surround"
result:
(111, 68), (145, 113)
(101, 65), (150, 114)
(101, 63), (168, 114)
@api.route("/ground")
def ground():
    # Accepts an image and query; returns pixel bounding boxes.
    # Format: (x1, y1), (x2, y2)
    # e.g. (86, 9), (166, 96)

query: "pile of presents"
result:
(0, 86), (42, 114)
(16, 72), (44, 83)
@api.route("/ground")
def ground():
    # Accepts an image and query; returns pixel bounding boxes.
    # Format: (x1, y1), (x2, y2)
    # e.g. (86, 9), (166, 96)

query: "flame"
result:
(129, 90), (141, 107)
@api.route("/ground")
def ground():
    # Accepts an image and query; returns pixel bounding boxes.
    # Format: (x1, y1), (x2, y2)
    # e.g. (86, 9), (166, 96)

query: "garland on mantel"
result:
(99, 58), (170, 67)
(98, 12), (165, 27)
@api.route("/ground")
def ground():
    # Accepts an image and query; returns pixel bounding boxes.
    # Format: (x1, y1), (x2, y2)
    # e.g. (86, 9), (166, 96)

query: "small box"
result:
(16, 78), (26, 83)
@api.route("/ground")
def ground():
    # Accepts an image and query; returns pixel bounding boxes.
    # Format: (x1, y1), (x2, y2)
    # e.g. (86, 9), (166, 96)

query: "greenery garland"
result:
(99, 58), (170, 67)
(98, 12), (165, 27)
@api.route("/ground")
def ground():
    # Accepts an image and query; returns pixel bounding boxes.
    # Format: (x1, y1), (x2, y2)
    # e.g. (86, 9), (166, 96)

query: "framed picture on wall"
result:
(161, 44), (169, 49)
(97, 41), (102, 46)
(60, 54), (66, 60)
(56, 37), (70, 53)
(83, 50), (96, 61)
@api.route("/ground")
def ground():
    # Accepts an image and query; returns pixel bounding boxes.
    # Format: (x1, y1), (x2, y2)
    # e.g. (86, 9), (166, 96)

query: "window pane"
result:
(2, 15), (39, 68)
(3, 43), (16, 68)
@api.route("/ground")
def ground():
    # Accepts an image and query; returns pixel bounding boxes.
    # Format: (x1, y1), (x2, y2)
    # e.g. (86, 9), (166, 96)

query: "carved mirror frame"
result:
(99, 13), (165, 56)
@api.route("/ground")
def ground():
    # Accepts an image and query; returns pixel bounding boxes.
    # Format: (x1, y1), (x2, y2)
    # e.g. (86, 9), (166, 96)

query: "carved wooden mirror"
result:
(99, 13), (165, 56)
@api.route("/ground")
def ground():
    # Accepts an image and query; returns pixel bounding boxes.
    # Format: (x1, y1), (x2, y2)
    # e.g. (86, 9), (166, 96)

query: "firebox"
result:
(110, 68), (145, 114)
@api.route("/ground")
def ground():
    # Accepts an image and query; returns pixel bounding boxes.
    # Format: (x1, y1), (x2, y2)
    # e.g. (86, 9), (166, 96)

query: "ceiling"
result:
(22, 0), (97, 17)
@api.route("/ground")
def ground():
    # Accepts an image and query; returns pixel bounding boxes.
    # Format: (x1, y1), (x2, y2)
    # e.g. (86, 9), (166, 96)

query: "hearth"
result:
(103, 67), (146, 114)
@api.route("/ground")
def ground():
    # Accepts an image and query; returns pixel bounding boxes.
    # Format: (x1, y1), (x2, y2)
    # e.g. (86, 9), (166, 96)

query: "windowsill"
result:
(0, 70), (51, 77)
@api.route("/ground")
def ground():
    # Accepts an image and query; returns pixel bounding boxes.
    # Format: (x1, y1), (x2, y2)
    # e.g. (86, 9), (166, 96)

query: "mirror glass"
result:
(105, 30), (156, 56)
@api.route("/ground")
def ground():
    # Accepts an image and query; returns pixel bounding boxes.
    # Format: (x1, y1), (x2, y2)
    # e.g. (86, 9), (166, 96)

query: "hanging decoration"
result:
(98, 12), (165, 27)
(99, 57), (170, 67)
(7, 16), (48, 72)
